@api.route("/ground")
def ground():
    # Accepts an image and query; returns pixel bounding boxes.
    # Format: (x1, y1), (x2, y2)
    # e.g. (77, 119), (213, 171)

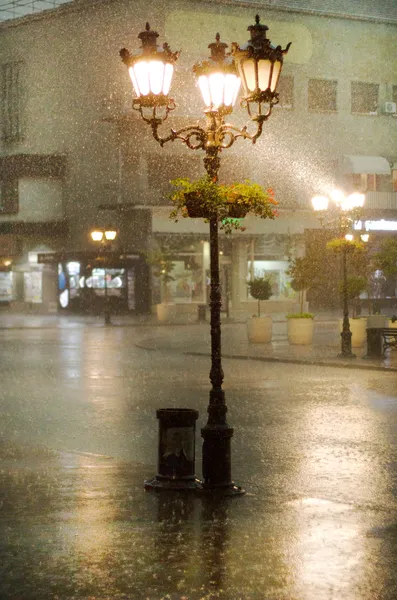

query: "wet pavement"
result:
(1, 315), (397, 599)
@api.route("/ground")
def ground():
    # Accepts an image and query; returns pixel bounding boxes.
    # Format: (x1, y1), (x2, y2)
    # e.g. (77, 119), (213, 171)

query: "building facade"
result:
(0, 0), (396, 315)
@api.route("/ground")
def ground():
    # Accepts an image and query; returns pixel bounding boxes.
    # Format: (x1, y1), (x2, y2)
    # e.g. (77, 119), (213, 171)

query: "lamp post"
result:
(91, 227), (118, 325)
(312, 191), (366, 358)
(119, 16), (291, 495)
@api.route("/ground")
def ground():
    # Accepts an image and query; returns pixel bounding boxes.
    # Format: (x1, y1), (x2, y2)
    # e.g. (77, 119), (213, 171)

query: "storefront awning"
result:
(341, 155), (391, 175)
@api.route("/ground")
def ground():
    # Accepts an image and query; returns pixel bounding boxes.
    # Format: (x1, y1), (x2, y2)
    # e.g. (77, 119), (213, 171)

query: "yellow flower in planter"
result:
(169, 177), (278, 233)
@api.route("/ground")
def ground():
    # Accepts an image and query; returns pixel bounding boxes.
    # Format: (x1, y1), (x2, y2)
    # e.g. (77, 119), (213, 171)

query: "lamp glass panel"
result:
(223, 73), (240, 106)
(241, 59), (256, 92)
(208, 72), (224, 108)
(91, 231), (104, 242)
(311, 196), (329, 211)
(347, 192), (365, 209)
(258, 59), (272, 91)
(198, 75), (211, 107)
(270, 61), (282, 92)
(148, 61), (165, 95)
(134, 61), (150, 96)
(105, 230), (117, 241)
(232, 76), (241, 105)
(163, 63), (174, 95)
(128, 67), (141, 97)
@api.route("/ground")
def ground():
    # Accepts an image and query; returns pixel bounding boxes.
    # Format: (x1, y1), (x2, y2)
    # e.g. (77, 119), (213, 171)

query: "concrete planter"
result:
(387, 319), (397, 328)
(367, 315), (387, 329)
(156, 303), (176, 322)
(338, 317), (367, 347)
(287, 318), (314, 345)
(247, 316), (272, 343)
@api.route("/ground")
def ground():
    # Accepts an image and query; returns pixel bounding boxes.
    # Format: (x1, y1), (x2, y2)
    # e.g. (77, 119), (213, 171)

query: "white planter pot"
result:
(338, 317), (367, 347)
(387, 319), (397, 329)
(156, 303), (176, 322)
(247, 316), (272, 343)
(287, 318), (314, 345)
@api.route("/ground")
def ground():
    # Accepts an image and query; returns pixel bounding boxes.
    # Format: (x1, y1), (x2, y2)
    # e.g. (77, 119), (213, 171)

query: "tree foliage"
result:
(374, 237), (397, 278)
(247, 276), (272, 317)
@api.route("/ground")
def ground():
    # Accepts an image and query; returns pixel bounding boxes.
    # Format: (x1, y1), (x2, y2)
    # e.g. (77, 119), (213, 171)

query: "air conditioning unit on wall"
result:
(383, 102), (397, 114)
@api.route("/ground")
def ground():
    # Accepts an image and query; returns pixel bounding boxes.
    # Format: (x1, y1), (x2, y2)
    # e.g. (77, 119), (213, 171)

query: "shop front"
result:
(38, 251), (150, 315)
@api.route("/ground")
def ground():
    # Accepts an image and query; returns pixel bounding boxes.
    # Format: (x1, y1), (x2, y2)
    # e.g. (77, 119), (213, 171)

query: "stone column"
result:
(230, 238), (248, 313)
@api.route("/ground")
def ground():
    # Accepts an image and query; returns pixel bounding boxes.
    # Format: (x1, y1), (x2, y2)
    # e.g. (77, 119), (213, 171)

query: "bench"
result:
(382, 328), (397, 354)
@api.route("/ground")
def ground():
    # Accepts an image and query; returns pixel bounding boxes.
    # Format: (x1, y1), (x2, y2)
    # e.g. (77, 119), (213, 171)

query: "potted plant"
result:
(286, 312), (315, 344)
(286, 256), (316, 344)
(146, 247), (176, 322)
(246, 276), (273, 343)
(169, 177), (278, 234)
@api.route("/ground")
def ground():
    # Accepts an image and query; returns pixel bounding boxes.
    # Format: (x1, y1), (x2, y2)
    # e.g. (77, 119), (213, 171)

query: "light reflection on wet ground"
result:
(0, 327), (397, 599)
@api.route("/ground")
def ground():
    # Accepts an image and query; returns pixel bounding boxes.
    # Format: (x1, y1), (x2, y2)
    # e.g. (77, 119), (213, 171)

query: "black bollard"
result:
(365, 327), (383, 359)
(145, 408), (200, 491)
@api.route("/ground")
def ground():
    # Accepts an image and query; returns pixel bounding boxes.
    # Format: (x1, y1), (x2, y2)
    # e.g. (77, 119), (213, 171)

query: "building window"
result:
(0, 179), (18, 214)
(351, 81), (379, 114)
(1, 62), (23, 142)
(308, 79), (337, 112)
(276, 75), (294, 108)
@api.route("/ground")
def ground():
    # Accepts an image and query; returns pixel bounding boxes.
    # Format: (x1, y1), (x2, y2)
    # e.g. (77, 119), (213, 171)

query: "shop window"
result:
(0, 179), (18, 214)
(308, 79), (337, 112)
(351, 81), (379, 114)
(276, 75), (294, 108)
(1, 61), (23, 142)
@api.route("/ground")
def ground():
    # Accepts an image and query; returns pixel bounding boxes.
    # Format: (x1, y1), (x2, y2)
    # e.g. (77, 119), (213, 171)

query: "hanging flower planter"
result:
(184, 192), (211, 218)
(170, 177), (278, 233)
(228, 204), (249, 218)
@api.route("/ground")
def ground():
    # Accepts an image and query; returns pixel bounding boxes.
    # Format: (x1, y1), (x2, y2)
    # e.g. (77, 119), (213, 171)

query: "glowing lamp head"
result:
(120, 23), (179, 107)
(230, 15), (291, 117)
(91, 230), (104, 242)
(104, 229), (117, 241)
(194, 33), (241, 112)
(345, 233), (354, 241)
(311, 195), (329, 211)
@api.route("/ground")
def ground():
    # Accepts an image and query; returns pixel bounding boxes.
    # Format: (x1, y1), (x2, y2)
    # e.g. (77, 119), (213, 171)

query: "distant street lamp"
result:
(90, 227), (118, 325)
(119, 16), (291, 495)
(312, 190), (366, 358)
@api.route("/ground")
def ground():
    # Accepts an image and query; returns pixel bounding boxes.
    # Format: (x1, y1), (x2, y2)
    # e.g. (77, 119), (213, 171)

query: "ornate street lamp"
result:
(120, 17), (291, 495)
(90, 227), (118, 325)
(312, 191), (365, 358)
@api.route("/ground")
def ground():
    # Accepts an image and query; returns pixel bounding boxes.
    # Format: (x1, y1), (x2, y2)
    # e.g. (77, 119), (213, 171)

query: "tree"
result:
(145, 247), (175, 305)
(247, 277), (272, 317)
(338, 275), (368, 318)
(374, 237), (397, 278)
(287, 256), (317, 315)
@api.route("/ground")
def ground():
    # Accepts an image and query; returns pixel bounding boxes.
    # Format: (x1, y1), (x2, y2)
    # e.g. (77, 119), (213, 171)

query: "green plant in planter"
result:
(326, 237), (365, 254)
(247, 276), (272, 317)
(286, 312), (314, 319)
(169, 177), (278, 234)
(145, 248), (175, 305)
(287, 256), (317, 316)
(338, 275), (367, 318)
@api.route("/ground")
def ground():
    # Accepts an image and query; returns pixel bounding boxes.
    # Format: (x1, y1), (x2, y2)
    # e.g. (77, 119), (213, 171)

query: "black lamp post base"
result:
(196, 481), (246, 496)
(144, 476), (202, 492)
(337, 352), (356, 359)
(339, 330), (355, 358)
